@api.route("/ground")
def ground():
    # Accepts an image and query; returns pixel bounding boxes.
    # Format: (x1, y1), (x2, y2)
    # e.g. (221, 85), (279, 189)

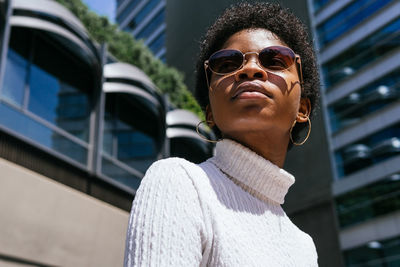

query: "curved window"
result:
(322, 17), (400, 88)
(329, 68), (400, 132)
(101, 93), (161, 189)
(317, 0), (392, 47)
(0, 27), (93, 165)
(336, 173), (400, 228)
(343, 234), (400, 266)
(335, 123), (400, 177)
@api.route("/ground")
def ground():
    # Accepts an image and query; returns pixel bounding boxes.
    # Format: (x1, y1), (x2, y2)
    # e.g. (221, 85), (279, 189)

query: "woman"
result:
(125, 2), (320, 266)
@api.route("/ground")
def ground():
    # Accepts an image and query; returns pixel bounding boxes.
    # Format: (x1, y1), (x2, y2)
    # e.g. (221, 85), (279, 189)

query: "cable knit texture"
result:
(125, 139), (318, 266)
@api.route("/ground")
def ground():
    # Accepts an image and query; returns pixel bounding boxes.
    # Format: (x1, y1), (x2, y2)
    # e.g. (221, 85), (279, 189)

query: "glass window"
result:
(343, 234), (400, 266)
(0, 27), (94, 165)
(328, 68), (400, 132)
(335, 123), (400, 178)
(136, 9), (164, 40)
(102, 93), (161, 189)
(148, 31), (165, 55)
(117, 0), (126, 6)
(317, 0), (392, 47)
(2, 28), (31, 107)
(123, 0), (160, 31)
(101, 157), (142, 189)
(0, 101), (88, 164)
(28, 32), (92, 141)
(312, 0), (330, 13)
(159, 54), (166, 63)
(336, 173), (400, 228)
(133, 0), (160, 27)
(322, 17), (400, 87)
(116, 0), (143, 26)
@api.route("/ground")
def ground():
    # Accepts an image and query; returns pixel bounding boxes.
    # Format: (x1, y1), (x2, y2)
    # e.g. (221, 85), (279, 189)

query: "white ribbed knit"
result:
(125, 139), (318, 266)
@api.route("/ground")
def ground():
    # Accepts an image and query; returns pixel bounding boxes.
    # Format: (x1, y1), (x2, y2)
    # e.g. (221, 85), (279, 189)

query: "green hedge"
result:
(56, 0), (203, 118)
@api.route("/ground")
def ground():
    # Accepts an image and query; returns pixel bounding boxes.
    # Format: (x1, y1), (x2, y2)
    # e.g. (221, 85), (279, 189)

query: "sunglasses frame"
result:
(204, 46), (304, 90)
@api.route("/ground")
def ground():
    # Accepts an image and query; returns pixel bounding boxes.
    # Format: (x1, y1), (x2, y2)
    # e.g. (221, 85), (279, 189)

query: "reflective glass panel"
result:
(28, 30), (92, 141)
(103, 93), (159, 175)
(2, 49), (28, 106)
(0, 101), (87, 164)
(116, 0), (142, 26)
(317, 0), (392, 47)
(2, 26), (31, 108)
(133, 0), (160, 27)
(0, 27), (93, 165)
(343, 234), (400, 266)
(148, 31), (165, 55)
(312, 0), (330, 13)
(101, 156), (142, 189)
(136, 9), (164, 40)
(336, 173), (400, 228)
(335, 123), (400, 177)
(322, 17), (400, 87)
(329, 68), (400, 132)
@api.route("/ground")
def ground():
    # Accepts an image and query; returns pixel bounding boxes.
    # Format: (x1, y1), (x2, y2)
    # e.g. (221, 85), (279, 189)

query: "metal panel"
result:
(10, 16), (97, 65)
(333, 155), (400, 196)
(340, 210), (400, 250)
(166, 127), (203, 140)
(12, 0), (87, 37)
(103, 82), (160, 108)
(103, 62), (156, 92)
(166, 109), (200, 127)
(332, 103), (400, 150)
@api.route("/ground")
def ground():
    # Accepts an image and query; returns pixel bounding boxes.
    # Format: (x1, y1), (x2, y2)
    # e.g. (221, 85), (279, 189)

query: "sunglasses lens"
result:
(259, 46), (296, 70)
(208, 50), (243, 74)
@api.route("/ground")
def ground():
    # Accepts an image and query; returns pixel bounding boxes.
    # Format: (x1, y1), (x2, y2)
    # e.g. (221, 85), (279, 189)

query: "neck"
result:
(224, 133), (289, 168)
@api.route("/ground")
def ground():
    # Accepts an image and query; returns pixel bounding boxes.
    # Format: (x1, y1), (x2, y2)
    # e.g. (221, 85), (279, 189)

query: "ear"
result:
(296, 97), (311, 123)
(205, 105), (216, 127)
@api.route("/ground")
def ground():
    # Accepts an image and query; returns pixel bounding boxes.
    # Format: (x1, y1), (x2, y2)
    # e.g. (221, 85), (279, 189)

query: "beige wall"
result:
(0, 157), (130, 267)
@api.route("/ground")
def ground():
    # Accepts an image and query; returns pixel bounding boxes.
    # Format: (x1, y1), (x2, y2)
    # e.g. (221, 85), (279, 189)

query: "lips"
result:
(232, 81), (272, 100)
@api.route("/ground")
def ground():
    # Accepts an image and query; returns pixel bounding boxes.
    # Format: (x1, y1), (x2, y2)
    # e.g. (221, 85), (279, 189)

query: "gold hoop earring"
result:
(196, 121), (218, 143)
(290, 117), (311, 146)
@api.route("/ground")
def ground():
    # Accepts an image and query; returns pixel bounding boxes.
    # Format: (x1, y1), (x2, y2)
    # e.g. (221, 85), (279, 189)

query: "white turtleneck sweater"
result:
(125, 139), (318, 266)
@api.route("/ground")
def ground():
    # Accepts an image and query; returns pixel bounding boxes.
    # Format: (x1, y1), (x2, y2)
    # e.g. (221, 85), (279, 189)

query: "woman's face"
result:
(207, 28), (309, 145)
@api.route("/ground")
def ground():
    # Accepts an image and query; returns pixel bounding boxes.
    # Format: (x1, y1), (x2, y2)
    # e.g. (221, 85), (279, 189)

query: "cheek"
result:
(282, 91), (302, 120)
(210, 74), (234, 92)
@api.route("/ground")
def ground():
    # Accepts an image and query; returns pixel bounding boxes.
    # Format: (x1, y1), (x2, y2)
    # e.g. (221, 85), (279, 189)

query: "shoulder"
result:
(147, 157), (198, 171)
(139, 157), (204, 192)
(145, 157), (201, 179)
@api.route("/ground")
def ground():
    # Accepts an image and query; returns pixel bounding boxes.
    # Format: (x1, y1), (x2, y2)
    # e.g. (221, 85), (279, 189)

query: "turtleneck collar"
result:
(209, 139), (295, 204)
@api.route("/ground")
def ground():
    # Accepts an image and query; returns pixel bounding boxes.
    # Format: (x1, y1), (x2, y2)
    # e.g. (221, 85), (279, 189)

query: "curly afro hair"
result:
(194, 2), (320, 146)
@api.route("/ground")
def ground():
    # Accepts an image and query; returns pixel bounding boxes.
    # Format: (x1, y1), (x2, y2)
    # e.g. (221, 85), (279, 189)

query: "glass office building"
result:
(308, 0), (400, 265)
(116, 0), (166, 61)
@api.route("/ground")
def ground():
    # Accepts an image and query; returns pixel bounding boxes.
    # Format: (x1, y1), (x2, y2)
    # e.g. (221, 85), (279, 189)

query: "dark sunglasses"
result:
(204, 46), (303, 85)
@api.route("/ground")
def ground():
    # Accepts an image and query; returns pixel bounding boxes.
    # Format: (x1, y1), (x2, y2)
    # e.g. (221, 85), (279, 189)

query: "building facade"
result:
(308, 0), (400, 265)
(0, 0), (212, 265)
(116, 0), (166, 61)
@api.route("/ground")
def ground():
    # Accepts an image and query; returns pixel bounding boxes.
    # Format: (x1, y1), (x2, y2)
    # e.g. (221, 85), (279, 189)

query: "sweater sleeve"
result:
(124, 158), (207, 267)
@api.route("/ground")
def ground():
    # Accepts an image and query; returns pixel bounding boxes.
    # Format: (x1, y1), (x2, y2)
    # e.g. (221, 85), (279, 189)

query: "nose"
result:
(235, 55), (268, 81)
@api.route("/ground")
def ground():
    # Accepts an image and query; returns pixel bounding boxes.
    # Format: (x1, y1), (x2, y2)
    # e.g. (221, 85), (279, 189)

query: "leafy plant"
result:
(55, 0), (203, 118)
